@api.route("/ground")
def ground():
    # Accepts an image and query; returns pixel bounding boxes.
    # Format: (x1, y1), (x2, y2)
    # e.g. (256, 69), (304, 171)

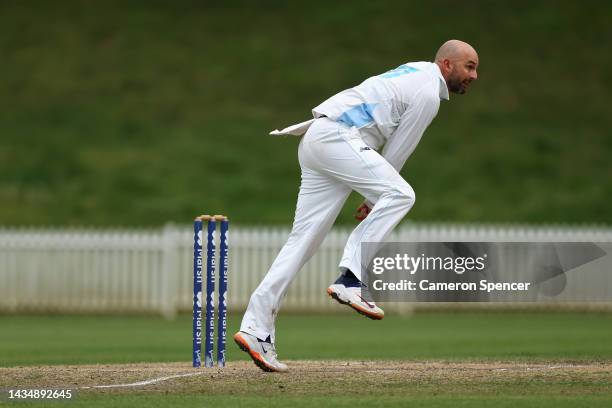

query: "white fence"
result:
(1, 224), (611, 316)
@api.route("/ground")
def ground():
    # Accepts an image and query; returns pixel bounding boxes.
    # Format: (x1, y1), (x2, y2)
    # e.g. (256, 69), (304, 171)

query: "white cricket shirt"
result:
(271, 61), (449, 172)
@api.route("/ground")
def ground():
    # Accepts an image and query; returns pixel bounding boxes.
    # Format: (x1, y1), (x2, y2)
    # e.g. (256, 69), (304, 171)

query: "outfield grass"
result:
(9, 395), (612, 408)
(1, 312), (612, 366)
(0, 0), (611, 226)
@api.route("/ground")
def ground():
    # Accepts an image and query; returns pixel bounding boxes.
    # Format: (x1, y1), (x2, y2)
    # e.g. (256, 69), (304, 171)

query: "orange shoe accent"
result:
(349, 302), (384, 320)
(233, 333), (277, 372)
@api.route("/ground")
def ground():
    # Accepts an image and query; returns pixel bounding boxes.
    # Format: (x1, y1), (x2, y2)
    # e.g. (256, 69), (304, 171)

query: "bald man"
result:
(234, 40), (479, 372)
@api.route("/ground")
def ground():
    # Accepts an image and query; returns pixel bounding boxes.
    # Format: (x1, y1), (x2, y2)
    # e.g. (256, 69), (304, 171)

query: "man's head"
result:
(435, 40), (479, 94)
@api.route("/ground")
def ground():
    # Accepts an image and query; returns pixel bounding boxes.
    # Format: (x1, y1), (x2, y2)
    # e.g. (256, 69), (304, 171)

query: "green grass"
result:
(2, 312), (611, 407)
(9, 395), (612, 408)
(1, 312), (611, 366)
(0, 0), (611, 226)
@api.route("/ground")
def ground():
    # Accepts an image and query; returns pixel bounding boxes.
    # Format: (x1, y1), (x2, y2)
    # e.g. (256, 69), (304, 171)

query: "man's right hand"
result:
(354, 201), (372, 221)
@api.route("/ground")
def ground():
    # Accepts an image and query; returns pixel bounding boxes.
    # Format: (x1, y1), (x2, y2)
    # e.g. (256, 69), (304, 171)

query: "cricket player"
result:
(234, 40), (479, 372)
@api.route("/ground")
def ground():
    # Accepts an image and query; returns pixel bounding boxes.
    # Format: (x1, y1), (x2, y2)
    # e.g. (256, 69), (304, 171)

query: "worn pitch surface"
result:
(2, 360), (611, 396)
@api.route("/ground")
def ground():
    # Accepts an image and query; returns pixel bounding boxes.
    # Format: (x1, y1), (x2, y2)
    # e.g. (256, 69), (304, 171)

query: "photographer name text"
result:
(371, 279), (531, 292)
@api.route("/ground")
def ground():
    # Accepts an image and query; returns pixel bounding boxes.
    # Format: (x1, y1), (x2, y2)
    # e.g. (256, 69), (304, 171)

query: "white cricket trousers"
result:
(240, 117), (415, 342)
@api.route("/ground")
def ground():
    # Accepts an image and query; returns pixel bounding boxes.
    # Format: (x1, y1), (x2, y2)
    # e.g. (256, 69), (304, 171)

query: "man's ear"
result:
(443, 58), (453, 72)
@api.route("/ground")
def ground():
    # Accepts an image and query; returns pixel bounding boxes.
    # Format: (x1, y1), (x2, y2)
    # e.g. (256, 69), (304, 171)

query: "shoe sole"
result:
(327, 287), (384, 320)
(233, 333), (280, 373)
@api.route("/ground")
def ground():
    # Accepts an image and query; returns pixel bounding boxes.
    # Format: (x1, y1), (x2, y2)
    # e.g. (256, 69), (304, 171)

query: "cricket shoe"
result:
(233, 331), (288, 373)
(327, 271), (384, 320)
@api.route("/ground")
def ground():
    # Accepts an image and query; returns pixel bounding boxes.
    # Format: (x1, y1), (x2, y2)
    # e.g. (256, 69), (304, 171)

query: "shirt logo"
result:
(360, 147), (371, 152)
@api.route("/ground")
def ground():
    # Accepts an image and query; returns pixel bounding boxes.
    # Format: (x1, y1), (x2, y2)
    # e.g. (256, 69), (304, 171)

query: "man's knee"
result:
(388, 183), (415, 210)
(398, 185), (416, 209)
(369, 182), (415, 210)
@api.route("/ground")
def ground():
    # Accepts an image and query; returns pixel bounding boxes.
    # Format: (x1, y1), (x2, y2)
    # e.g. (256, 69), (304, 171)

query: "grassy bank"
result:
(1, 1), (610, 226)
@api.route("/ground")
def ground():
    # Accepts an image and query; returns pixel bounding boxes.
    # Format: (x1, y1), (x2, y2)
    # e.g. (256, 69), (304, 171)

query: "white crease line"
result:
(81, 371), (206, 389)
(547, 365), (588, 369)
(493, 365), (587, 372)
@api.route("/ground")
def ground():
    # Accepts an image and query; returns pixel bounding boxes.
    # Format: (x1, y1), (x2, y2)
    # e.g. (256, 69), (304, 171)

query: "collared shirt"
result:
(311, 61), (449, 171)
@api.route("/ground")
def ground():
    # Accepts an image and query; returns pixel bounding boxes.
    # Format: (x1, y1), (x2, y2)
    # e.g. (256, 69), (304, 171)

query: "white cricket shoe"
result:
(234, 331), (289, 373)
(327, 271), (385, 320)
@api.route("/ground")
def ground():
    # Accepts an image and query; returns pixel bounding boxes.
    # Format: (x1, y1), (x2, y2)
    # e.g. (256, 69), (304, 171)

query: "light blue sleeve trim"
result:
(379, 64), (419, 79)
